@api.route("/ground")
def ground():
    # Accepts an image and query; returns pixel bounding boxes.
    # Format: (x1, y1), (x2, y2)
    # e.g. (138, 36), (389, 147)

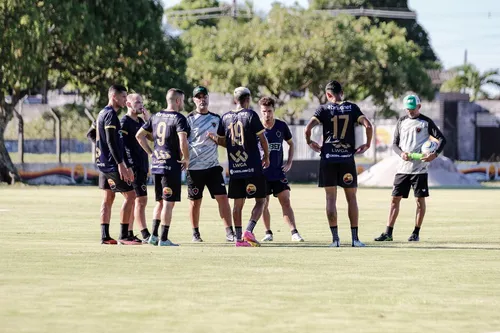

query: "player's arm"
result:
(257, 131), (270, 168)
(214, 117), (227, 147)
(283, 138), (294, 172)
(177, 132), (189, 170)
(355, 116), (373, 154)
(392, 119), (408, 160)
(104, 126), (133, 182)
(136, 128), (153, 155)
(304, 117), (321, 152)
(120, 120), (134, 168)
(86, 122), (96, 144)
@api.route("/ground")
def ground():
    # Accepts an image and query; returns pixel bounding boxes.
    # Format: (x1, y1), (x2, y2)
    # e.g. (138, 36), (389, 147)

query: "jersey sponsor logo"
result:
(107, 179), (116, 190)
(230, 168), (255, 175)
(269, 143), (282, 151)
(229, 150), (249, 168)
(163, 187), (173, 198)
(343, 173), (353, 185)
(246, 183), (256, 195)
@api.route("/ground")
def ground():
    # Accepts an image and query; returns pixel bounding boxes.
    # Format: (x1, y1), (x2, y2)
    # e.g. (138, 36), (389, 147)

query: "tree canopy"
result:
(440, 64), (500, 101)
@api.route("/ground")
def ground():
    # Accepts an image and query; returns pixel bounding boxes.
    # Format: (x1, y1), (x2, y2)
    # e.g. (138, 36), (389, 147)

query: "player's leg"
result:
(276, 189), (303, 242)
(319, 161), (340, 247)
(187, 170), (205, 242)
(243, 176), (267, 247)
(147, 174), (163, 245)
(338, 162), (363, 247)
(375, 173), (410, 241)
(228, 178), (250, 246)
(158, 172), (181, 246)
(409, 174), (429, 241)
(206, 166), (234, 241)
(100, 188), (116, 244)
(132, 171), (150, 242)
(261, 195), (273, 241)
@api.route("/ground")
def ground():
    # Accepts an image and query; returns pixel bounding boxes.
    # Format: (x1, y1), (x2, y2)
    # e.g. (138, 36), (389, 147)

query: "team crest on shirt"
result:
(246, 184), (257, 195)
(276, 130), (281, 138)
(416, 127), (422, 133)
(280, 178), (288, 184)
(107, 179), (116, 190)
(343, 173), (353, 185)
(163, 187), (173, 198)
(211, 122), (217, 128)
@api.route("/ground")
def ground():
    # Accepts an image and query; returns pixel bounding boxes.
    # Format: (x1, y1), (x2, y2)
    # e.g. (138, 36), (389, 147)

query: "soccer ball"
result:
(421, 140), (438, 154)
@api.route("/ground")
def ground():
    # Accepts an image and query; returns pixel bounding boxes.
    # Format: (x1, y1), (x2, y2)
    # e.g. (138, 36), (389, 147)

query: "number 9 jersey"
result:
(313, 101), (365, 163)
(142, 110), (190, 174)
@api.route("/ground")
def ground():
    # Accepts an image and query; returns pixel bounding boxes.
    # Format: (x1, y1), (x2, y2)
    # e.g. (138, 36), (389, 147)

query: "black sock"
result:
(235, 226), (243, 240)
(266, 230), (273, 235)
(225, 226), (234, 236)
(291, 229), (298, 235)
(193, 227), (200, 236)
(413, 226), (420, 236)
(160, 225), (170, 242)
(141, 228), (151, 239)
(246, 220), (257, 232)
(152, 219), (160, 237)
(128, 230), (134, 238)
(385, 226), (394, 236)
(101, 224), (110, 239)
(351, 227), (359, 241)
(119, 224), (128, 239)
(330, 226), (339, 241)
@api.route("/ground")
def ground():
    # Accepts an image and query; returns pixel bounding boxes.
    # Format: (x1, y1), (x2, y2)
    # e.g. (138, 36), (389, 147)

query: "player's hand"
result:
(177, 158), (189, 171)
(142, 108), (150, 121)
(118, 163), (133, 183)
(206, 132), (218, 143)
(262, 155), (270, 169)
(282, 161), (292, 172)
(355, 143), (370, 154)
(308, 141), (321, 153)
(401, 152), (410, 161)
(421, 152), (437, 162)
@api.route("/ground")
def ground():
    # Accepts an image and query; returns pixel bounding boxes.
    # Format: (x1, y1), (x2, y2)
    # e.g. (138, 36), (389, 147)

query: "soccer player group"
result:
(88, 80), (446, 247)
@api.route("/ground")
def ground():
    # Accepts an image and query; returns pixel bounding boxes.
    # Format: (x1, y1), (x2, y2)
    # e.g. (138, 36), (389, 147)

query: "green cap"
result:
(403, 94), (420, 110)
(193, 86), (208, 97)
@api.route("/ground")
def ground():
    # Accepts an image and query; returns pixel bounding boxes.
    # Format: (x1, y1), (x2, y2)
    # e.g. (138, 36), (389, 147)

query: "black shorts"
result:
(318, 160), (358, 188)
(187, 166), (227, 200)
(228, 175), (267, 199)
(392, 173), (429, 198)
(99, 171), (134, 193)
(132, 169), (148, 197)
(154, 172), (181, 202)
(266, 178), (290, 197)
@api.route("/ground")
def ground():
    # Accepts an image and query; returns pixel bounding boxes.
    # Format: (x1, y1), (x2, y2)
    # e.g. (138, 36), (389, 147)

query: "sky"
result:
(164, 0), (500, 72)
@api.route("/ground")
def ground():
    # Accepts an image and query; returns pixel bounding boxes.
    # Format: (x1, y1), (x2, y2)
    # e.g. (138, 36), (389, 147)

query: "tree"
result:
(184, 5), (433, 119)
(166, 0), (221, 30)
(310, 0), (439, 67)
(440, 64), (500, 101)
(0, 0), (189, 184)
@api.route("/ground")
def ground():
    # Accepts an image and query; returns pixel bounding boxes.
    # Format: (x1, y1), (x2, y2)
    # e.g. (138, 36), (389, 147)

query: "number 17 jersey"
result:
(313, 101), (365, 163)
(142, 110), (190, 174)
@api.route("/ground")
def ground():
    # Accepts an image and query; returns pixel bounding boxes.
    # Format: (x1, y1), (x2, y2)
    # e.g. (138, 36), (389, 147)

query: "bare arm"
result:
(258, 132), (270, 168)
(136, 128), (153, 155)
(304, 117), (321, 152)
(177, 132), (189, 170)
(283, 139), (294, 172)
(355, 117), (373, 154)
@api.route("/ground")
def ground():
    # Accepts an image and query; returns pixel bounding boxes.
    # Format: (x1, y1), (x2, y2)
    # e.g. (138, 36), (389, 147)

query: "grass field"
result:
(1, 185), (499, 333)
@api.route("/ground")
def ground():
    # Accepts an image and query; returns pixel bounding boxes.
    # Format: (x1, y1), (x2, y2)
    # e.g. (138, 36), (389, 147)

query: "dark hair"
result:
(258, 97), (276, 108)
(237, 93), (250, 104)
(108, 84), (127, 95)
(325, 80), (342, 94)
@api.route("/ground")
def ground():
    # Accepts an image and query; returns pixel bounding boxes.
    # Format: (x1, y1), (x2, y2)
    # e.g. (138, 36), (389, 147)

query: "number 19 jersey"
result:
(142, 110), (190, 174)
(313, 101), (365, 163)
(217, 108), (265, 179)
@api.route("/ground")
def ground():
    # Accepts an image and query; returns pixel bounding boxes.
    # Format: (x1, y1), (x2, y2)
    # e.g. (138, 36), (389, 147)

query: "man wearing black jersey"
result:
(305, 81), (373, 247)
(136, 88), (190, 247)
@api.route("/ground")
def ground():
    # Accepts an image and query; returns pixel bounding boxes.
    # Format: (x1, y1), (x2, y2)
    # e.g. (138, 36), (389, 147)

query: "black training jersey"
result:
(142, 110), (190, 174)
(313, 101), (365, 163)
(217, 108), (265, 179)
(95, 106), (124, 173)
(259, 119), (292, 181)
(120, 115), (149, 173)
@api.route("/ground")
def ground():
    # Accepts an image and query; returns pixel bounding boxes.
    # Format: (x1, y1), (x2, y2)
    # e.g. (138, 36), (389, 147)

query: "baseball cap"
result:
(403, 94), (420, 110)
(193, 86), (208, 97)
(325, 80), (342, 94)
(233, 86), (251, 100)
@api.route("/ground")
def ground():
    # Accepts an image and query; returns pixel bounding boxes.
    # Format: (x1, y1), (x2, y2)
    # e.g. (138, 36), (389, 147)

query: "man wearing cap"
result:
(375, 94), (446, 242)
(186, 86), (235, 242)
(304, 80), (373, 247)
(211, 87), (270, 247)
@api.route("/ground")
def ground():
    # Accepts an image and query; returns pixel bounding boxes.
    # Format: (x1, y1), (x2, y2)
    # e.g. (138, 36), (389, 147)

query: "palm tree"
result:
(440, 64), (500, 101)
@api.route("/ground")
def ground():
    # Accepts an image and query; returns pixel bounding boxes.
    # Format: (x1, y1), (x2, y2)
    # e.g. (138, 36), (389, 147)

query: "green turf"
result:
(0, 185), (499, 333)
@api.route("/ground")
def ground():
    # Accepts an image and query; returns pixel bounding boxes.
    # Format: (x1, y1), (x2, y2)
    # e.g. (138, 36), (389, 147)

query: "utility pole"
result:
(232, 0), (237, 19)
